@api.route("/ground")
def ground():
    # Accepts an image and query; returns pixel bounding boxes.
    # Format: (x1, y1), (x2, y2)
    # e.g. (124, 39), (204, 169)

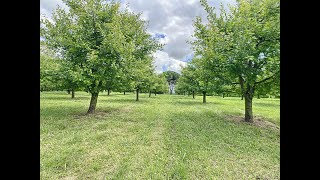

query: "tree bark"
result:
(124, 91), (125, 95)
(203, 91), (206, 103)
(87, 92), (99, 114)
(244, 89), (254, 122)
(192, 90), (195, 99)
(149, 90), (151, 97)
(107, 89), (110, 96)
(136, 89), (139, 101)
(71, 89), (75, 98)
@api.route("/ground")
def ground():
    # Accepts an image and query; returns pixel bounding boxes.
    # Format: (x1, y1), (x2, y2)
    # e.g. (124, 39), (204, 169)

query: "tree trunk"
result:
(124, 91), (126, 95)
(258, 94), (260, 99)
(149, 90), (151, 97)
(71, 89), (75, 98)
(154, 92), (157, 96)
(87, 92), (99, 114)
(67, 90), (70, 94)
(244, 90), (254, 122)
(203, 91), (206, 103)
(241, 95), (244, 100)
(107, 89), (110, 96)
(223, 93), (225, 98)
(136, 89), (139, 101)
(192, 90), (195, 99)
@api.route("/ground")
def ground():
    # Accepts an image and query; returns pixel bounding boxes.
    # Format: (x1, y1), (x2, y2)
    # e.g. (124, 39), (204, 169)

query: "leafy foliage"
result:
(188, 0), (279, 120)
(41, 0), (161, 113)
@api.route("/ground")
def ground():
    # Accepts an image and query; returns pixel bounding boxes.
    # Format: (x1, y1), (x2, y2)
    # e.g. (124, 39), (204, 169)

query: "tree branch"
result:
(254, 72), (279, 85)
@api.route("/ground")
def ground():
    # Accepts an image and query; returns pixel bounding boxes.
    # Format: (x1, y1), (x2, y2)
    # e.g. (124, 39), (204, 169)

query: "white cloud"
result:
(40, 0), (236, 74)
(153, 51), (187, 74)
(40, 0), (68, 18)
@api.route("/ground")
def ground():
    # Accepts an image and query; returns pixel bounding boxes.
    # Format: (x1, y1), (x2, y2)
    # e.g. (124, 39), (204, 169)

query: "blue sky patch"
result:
(154, 33), (166, 39)
(182, 53), (194, 62)
(162, 64), (168, 72)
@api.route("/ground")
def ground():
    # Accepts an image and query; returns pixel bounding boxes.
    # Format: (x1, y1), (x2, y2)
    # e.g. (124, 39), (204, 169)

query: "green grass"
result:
(40, 91), (280, 179)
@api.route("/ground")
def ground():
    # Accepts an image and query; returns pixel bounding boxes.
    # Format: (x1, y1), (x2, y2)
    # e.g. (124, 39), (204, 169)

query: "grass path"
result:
(40, 91), (279, 179)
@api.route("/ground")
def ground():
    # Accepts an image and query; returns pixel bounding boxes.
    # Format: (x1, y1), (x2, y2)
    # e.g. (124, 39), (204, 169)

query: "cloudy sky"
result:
(40, 0), (235, 73)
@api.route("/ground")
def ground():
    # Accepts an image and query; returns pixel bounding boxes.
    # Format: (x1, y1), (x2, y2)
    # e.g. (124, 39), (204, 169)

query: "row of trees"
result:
(176, 0), (280, 122)
(40, 0), (169, 113)
(40, 43), (168, 96)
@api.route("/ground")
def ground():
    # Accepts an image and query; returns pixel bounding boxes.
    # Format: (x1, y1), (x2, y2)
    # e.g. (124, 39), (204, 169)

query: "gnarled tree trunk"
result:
(244, 87), (254, 122)
(87, 92), (99, 114)
(71, 89), (75, 98)
(203, 91), (206, 103)
(136, 89), (139, 101)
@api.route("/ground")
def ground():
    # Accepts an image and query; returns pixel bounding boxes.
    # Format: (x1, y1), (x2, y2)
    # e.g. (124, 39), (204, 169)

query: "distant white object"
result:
(169, 80), (175, 94)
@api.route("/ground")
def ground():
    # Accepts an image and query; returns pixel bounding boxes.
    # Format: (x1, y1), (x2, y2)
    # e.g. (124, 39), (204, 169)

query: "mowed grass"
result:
(40, 91), (280, 179)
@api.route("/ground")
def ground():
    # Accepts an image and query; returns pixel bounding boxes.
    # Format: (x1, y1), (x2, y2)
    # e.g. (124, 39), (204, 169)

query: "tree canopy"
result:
(41, 0), (161, 113)
(187, 0), (280, 121)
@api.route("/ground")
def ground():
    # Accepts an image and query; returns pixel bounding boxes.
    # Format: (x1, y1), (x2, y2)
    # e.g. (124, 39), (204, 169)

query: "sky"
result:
(40, 0), (235, 74)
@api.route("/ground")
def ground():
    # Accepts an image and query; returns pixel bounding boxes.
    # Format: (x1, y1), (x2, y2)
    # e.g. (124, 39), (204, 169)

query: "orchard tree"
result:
(175, 78), (188, 95)
(153, 73), (168, 95)
(191, 57), (219, 103)
(114, 70), (134, 95)
(146, 73), (157, 97)
(193, 0), (279, 121)
(41, 0), (160, 114)
(177, 65), (198, 98)
(130, 57), (154, 101)
(40, 53), (61, 91)
(41, 41), (85, 98)
(57, 61), (85, 98)
(40, 42), (62, 91)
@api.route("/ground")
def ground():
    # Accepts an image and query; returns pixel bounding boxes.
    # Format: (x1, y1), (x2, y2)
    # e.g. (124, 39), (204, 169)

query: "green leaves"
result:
(187, 0), (279, 96)
(41, 0), (161, 96)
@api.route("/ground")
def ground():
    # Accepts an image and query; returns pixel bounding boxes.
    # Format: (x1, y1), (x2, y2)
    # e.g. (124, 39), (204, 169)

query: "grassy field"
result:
(40, 91), (280, 179)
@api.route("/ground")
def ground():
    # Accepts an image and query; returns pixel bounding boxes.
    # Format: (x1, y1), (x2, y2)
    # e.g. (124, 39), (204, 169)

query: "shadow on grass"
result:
(41, 96), (90, 101)
(41, 104), (132, 121)
(172, 100), (223, 106)
(73, 106), (132, 120)
(253, 102), (279, 108)
(99, 98), (150, 104)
